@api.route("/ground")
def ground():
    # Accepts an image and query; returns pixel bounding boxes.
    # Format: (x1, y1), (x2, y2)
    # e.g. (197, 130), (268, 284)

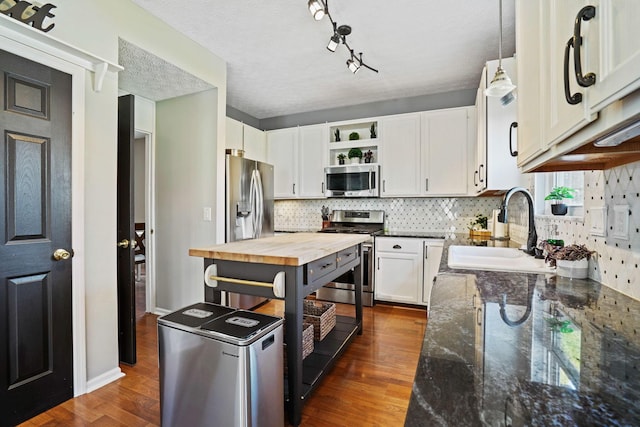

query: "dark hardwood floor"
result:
(20, 276), (427, 426)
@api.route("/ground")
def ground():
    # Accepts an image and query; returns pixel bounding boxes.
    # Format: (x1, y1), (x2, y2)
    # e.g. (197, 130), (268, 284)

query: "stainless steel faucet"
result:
(497, 187), (538, 255)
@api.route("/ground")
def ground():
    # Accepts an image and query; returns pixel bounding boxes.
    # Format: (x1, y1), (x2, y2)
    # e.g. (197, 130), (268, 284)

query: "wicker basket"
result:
(284, 322), (314, 374)
(303, 300), (336, 341)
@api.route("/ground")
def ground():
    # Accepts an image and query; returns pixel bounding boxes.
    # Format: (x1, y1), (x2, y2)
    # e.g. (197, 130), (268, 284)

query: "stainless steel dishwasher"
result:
(158, 302), (284, 427)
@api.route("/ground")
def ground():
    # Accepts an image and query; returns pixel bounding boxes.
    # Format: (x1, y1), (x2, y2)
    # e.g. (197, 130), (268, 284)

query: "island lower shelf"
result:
(285, 315), (360, 402)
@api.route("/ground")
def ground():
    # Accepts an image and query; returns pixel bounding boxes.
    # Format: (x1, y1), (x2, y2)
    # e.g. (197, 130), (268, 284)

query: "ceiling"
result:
(125, 0), (515, 121)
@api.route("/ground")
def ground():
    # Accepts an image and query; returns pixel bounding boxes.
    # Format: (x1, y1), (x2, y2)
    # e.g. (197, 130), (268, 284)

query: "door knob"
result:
(117, 239), (130, 249)
(53, 248), (71, 261)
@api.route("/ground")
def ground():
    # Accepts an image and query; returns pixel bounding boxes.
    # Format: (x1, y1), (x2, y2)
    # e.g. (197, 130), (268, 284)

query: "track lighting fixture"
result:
(306, 0), (378, 74)
(308, 0), (325, 21)
(346, 57), (360, 74)
(485, 0), (516, 99)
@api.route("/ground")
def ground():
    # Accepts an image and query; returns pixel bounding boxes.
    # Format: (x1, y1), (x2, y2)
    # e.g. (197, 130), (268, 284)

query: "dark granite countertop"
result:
(405, 234), (640, 426)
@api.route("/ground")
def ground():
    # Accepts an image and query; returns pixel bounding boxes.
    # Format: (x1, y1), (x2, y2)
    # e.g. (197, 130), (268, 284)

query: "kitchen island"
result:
(190, 232), (369, 426)
(405, 236), (640, 425)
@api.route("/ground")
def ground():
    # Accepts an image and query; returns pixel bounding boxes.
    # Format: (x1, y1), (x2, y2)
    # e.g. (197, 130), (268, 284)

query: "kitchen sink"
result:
(447, 245), (555, 274)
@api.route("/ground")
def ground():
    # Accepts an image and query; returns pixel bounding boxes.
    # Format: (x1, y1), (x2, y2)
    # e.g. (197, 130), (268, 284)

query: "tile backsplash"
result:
(275, 160), (640, 301)
(533, 161), (640, 301)
(275, 197), (503, 233)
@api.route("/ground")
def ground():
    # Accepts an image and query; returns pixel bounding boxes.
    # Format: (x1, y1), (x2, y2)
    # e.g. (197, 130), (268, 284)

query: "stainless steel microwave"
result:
(325, 164), (380, 197)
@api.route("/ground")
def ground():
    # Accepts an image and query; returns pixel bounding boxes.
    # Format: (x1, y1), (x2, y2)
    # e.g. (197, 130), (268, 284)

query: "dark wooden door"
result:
(117, 95), (136, 365)
(0, 50), (73, 426)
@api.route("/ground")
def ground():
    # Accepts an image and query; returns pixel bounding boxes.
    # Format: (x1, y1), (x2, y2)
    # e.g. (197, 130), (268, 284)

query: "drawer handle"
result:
(336, 257), (341, 262)
(320, 263), (333, 270)
(393, 244), (402, 249)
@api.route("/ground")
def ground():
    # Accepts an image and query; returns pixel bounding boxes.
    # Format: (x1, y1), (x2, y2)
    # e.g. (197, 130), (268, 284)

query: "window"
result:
(535, 171), (584, 217)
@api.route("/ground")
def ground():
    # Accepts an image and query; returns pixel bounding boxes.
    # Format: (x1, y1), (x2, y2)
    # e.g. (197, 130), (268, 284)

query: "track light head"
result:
(327, 33), (340, 52)
(308, 0), (325, 20)
(347, 57), (360, 74)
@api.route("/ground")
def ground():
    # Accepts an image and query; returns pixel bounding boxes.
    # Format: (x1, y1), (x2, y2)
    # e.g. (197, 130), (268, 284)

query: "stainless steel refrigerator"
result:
(225, 152), (274, 309)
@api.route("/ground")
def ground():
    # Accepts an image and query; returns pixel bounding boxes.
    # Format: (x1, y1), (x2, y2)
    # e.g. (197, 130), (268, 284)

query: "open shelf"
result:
(284, 315), (361, 402)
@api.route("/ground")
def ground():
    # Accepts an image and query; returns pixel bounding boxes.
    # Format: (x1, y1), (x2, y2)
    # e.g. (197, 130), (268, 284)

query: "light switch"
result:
(203, 207), (212, 221)
(612, 204), (629, 240)
(589, 206), (606, 237)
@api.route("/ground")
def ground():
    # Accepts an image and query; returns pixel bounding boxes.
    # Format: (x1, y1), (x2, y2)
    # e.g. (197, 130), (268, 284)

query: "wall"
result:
(2, 0), (227, 388)
(156, 90), (219, 311)
(534, 160), (640, 301)
(275, 197), (503, 233)
(258, 89), (477, 131)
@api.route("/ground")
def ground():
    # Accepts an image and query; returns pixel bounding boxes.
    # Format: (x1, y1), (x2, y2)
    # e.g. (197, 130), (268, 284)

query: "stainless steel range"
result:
(316, 210), (384, 306)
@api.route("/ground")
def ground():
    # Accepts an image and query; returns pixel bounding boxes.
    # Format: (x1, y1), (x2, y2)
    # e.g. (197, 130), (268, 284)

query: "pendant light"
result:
(485, 0), (516, 98)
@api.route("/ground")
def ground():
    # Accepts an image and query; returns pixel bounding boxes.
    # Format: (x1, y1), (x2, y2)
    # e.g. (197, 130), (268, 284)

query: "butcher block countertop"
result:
(189, 232), (369, 266)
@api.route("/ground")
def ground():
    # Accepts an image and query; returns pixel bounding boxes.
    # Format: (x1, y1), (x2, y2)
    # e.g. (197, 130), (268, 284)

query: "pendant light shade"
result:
(485, 66), (516, 97)
(485, 0), (516, 98)
(308, 0), (325, 21)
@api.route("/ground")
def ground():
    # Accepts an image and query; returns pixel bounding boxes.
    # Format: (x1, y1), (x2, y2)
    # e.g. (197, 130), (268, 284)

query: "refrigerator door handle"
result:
(254, 169), (264, 238)
(249, 169), (257, 239)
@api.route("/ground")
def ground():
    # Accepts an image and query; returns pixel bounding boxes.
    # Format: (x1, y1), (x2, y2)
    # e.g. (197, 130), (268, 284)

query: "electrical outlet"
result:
(612, 205), (629, 240)
(203, 207), (212, 222)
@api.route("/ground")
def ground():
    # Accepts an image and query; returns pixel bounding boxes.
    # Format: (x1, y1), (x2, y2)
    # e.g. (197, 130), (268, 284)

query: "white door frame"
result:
(1, 21), (119, 396)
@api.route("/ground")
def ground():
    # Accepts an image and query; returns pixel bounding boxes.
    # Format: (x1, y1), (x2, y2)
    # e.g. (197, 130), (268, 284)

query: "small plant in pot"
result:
(363, 150), (374, 163)
(545, 186), (575, 216)
(543, 243), (594, 279)
(337, 153), (346, 165)
(348, 148), (362, 164)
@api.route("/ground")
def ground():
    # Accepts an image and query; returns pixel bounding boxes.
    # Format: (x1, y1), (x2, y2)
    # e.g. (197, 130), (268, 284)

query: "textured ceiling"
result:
(118, 39), (213, 102)
(126, 0), (515, 120)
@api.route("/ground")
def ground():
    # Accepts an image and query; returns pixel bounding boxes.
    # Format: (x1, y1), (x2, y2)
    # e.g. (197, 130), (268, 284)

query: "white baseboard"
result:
(154, 307), (171, 316)
(85, 367), (125, 394)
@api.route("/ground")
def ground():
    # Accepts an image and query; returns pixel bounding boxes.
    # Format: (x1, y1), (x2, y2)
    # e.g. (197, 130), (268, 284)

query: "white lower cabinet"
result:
(422, 240), (444, 309)
(375, 236), (443, 307)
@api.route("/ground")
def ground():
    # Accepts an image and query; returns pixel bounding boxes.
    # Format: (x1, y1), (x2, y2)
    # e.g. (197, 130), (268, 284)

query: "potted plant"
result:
(543, 243), (594, 279)
(337, 153), (346, 165)
(370, 123), (377, 139)
(545, 186), (575, 216)
(468, 213), (490, 238)
(363, 150), (374, 163)
(348, 148), (362, 164)
(349, 132), (360, 141)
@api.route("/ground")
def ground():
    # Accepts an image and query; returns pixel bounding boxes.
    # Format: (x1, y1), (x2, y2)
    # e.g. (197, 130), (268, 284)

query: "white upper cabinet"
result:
(585, 0), (640, 114)
(517, 0), (640, 172)
(515, 0), (548, 165)
(422, 107), (472, 196)
(266, 124), (327, 199)
(474, 58), (525, 194)
(225, 117), (244, 150)
(544, 0), (598, 146)
(380, 113), (421, 197)
(267, 127), (298, 199)
(243, 125), (267, 163)
(297, 124), (328, 198)
(225, 117), (267, 163)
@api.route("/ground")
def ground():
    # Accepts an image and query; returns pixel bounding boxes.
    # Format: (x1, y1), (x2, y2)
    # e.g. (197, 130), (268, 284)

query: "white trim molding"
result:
(0, 14), (123, 91)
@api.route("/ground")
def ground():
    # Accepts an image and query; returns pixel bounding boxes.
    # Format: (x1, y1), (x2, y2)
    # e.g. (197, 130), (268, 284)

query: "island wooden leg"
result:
(353, 244), (363, 334)
(284, 267), (305, 426)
